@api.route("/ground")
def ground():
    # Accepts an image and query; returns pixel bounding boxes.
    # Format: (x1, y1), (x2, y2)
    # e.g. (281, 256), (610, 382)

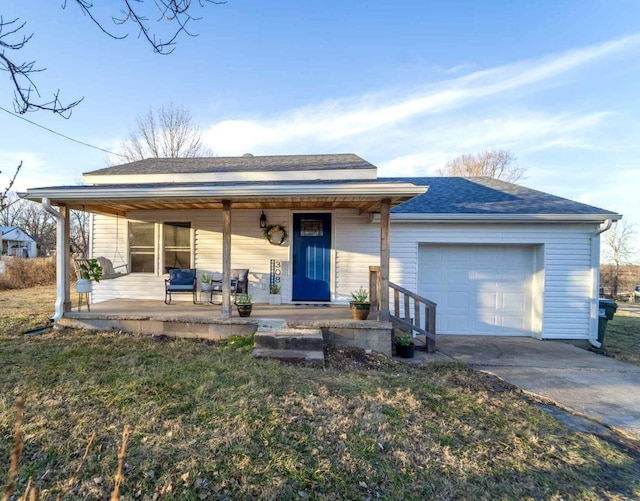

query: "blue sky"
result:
(1, 1), (639, 257)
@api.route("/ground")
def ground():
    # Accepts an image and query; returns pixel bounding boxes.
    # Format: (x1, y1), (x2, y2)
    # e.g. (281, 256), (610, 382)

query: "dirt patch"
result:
(324, 345), (399, 370)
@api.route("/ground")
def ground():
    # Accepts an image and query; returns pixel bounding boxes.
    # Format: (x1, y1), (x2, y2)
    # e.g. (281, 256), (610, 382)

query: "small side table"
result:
(78, 292), (91, 311)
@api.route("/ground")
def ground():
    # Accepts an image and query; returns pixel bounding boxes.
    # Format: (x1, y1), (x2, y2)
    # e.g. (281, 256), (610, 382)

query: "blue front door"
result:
(292, 213), (332, 301)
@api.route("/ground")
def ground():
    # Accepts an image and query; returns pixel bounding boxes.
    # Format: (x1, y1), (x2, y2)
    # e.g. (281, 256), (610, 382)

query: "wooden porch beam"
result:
(221, 200), (232, 318)
(379, 198), (391, 322)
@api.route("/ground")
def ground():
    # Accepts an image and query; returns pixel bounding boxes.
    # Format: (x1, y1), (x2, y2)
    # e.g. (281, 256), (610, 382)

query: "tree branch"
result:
(1, 161), (23, 210)
(1, 1), (225, 116)
(0, 17), (83, 116)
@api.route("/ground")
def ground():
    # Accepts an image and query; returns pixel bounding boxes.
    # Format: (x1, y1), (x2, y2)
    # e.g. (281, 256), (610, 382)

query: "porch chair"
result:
(165, 268), (197, 304)
(209, 269), (249, 304)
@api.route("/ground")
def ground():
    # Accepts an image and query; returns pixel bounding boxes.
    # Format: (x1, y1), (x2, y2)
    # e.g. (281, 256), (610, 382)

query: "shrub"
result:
(0, 257), (57, 290)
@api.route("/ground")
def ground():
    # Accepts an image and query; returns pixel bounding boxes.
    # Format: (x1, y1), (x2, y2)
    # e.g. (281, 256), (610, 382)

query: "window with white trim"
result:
(129, 221), (155, 273)
(128, 220), (193, 274)
(163, 221), (191, 270)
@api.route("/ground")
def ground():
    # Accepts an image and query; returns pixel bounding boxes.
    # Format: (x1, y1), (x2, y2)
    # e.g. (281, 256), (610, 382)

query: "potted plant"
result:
(77, 258), (103, 293)
(200, 272), (213, 292)
(349, 287), (370, 320)
(263, 224), (288, 246)
(395, 331), (415, 358)
(236, 293), (253, 317)
(269, 283), (282, 305)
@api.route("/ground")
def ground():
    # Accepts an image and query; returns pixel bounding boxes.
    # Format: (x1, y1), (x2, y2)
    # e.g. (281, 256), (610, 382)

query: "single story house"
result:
(21, 154), (620, 346)
(0, 226), (37, 258)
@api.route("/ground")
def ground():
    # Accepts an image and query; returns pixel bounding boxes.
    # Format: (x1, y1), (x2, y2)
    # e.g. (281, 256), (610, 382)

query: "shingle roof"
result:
(86, 154), (374, 175)
(386, 177), (618, 216)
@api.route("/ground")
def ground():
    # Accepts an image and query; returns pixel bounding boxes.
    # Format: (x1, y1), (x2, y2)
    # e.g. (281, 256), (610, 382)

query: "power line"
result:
(0, 106), (126, 158)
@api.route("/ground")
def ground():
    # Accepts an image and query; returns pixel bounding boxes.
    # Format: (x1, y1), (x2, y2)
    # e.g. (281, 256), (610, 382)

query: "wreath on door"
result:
(263, 224), (288, 246)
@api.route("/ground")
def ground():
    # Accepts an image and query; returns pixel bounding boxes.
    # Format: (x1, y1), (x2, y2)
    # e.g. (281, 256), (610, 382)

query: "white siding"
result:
(90, 210), (599, 340)
(390, 223), (596, 340)
(334, 209), (380, 302)
(91, 209), (292, 304)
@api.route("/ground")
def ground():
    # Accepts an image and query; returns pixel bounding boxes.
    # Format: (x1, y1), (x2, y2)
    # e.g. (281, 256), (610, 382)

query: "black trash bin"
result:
(597, 299), (618, 344)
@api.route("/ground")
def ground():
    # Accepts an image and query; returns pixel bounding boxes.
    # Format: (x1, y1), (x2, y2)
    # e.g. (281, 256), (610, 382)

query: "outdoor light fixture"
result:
(259, 211), (267, 229)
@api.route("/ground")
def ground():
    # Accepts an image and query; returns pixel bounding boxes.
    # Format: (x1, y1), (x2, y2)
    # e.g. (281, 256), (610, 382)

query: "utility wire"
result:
(0, 105), (126, 158)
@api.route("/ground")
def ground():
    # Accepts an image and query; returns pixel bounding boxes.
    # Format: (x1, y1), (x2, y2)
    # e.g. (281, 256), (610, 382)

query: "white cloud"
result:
(203, 33), (640, 156)
(198, 34), (640, 232)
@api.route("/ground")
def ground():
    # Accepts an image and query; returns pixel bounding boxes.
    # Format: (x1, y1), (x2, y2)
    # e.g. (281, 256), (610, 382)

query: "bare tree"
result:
(1, 1), (223, 117)
(602, 220), (637, 297)
(0, 191), (21, 226)
(70, 210), (90, 257)
(436, 149), (526, 183)
(112, 103), (213, 162)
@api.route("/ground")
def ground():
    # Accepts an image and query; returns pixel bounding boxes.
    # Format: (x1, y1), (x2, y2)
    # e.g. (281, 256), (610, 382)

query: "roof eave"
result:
(19, 182), (427, 216)
(21, 182), (425, 200)
(385, 213), (623, 223)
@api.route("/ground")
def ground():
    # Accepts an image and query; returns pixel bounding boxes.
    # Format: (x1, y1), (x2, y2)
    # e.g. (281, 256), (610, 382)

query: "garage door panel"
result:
(448, 314), (471, 333)
(448, 291), (471, 308)
(419, 244), (534, 336)
(446, 268), (471, 285)
(477, 291), (497, 309)
(502, 292), (525, 310)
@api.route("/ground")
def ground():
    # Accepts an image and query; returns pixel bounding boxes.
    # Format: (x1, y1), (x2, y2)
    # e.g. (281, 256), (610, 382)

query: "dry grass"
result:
(0, 257), (56, 290)
(1, 286), (640, 500)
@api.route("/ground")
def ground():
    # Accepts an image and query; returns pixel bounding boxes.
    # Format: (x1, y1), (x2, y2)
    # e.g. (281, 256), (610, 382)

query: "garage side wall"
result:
(390, 222), (596, 340)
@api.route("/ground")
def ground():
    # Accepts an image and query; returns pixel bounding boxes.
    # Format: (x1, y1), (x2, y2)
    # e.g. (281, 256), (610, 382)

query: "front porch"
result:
(58, 299), (396, 356)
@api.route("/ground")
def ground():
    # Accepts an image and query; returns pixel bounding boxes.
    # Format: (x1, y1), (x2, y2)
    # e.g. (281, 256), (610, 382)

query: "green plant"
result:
(78, 259), (103, 282)
(270, 283), (281, 294)
(201, 272), (213, 284)
(350, 287), (368, 303)
(395, 331), (413, 346)
(235, 293), (252, 305)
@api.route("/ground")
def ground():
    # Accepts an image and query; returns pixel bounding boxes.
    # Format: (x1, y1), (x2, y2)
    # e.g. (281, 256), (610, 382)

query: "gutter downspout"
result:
(589, 219), (613, 348)
(42, 198), (67, 323)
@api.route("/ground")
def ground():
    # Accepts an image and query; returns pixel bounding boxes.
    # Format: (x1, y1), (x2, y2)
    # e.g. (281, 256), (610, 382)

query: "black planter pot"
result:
(396, 343), (415, 358)
(237, 304), (253, 317)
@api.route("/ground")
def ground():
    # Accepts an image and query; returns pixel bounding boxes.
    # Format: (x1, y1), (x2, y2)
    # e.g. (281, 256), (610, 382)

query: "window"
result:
(129, 221), (155, 273)
(128, 220), (192, 274)
(164, 222), (191, 270)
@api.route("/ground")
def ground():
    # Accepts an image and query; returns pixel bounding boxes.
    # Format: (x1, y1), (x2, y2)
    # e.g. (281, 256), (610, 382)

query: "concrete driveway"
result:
(432, 336), (640, 443)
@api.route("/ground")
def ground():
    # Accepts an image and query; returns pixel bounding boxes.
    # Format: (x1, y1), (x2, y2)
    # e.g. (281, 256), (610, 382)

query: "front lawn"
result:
(602, 311), (640, 366)
(1, 286), (639, 499)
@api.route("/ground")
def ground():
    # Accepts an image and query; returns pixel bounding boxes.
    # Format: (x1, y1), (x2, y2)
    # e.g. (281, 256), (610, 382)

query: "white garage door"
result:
(418, 245), (534, 336)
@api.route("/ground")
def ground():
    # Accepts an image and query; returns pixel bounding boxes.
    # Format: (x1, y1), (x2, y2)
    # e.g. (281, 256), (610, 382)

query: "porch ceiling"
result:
(21, 182), (427, 216)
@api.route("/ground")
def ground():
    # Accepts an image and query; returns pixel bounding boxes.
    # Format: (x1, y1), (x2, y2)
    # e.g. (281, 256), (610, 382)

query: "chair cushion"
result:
(169, 269), (195, 285)
(167, 284), (195, 292)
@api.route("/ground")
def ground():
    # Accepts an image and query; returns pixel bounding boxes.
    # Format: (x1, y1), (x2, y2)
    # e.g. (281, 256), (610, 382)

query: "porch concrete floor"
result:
(62, 299), (395, 357)
(68, 299), (375, 325)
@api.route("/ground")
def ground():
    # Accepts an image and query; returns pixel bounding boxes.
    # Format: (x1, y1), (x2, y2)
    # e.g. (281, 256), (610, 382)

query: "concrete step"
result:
(253, 324), (325, 364)
(254, 327), (324, 351)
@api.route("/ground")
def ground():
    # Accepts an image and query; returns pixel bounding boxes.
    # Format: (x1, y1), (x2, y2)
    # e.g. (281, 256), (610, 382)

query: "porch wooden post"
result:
(222, 200), (232, 318)
(61, 207), (71, 312)
(379, 199), (391, 322)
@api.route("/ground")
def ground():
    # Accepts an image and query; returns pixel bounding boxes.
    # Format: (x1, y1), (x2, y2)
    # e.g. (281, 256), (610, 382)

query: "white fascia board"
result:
(370, 213), (623, 223)
(22, 182), (426, 201)
(83, 168), (378, 185)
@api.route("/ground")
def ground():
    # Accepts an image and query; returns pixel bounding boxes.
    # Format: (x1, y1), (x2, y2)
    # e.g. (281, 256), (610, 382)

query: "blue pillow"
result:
(170, 269), (195, 285)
